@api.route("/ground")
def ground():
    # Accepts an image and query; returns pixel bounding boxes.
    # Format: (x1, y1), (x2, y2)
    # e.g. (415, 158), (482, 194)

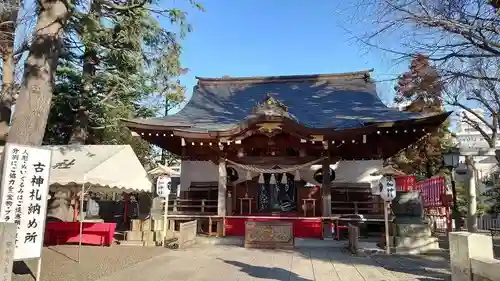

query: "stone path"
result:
(95, 246), (451, 281)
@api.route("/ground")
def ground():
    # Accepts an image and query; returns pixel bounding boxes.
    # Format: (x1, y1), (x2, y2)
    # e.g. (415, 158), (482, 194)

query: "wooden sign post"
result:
(379, 175), (396, 255)
(0, 222), (16, 281)
(156, 175), (171, 243)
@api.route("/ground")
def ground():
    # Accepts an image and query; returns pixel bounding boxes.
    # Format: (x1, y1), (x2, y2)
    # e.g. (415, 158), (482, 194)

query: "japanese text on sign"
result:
(0, 143), (52, 260)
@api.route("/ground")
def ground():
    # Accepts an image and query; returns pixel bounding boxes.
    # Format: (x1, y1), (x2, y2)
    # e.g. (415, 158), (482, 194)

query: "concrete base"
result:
(390, 235), (440, 254)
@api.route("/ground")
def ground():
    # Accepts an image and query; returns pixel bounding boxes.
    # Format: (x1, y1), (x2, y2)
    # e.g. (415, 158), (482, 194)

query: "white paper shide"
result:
(0, 144), (52, 260)
(156, 175), (171, 198)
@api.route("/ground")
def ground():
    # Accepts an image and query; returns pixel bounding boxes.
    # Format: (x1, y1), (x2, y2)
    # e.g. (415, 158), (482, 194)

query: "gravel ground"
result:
(12, 245), (169, 281)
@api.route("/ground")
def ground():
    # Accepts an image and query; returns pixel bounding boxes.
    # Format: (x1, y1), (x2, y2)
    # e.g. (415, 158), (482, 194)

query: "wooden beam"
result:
(217, 158), (227, 216)
(321, 158), (332, 217)
(217, 157), (227, 236)
(226, 156), (329, 166)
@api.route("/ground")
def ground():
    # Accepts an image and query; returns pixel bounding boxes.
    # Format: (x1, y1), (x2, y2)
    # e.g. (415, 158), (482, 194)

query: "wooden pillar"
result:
(217, 158), (227, 236)
(321, 159), (332, 217)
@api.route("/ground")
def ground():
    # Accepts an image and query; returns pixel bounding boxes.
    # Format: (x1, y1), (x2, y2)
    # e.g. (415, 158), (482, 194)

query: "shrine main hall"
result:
(123, 70), (449, 239)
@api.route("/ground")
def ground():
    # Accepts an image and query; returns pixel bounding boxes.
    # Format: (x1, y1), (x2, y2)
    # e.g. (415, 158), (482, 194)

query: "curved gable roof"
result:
(124, 70), (444, 131)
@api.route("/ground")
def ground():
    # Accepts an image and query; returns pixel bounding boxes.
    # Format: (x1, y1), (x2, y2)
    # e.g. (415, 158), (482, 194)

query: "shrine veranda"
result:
(123, 70), (450, 239)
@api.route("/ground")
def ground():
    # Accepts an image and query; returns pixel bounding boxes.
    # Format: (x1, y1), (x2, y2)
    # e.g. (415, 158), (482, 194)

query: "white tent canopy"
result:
(47, 144), (152, 193)
(148, 164), (180, 177)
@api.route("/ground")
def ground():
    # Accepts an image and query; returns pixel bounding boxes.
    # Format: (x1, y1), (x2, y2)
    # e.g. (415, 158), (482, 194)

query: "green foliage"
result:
(44, 0), (202, 166)
(391, 54), (453, 178)
(455, 181), (489, 216)
(481, 173), (500, 214)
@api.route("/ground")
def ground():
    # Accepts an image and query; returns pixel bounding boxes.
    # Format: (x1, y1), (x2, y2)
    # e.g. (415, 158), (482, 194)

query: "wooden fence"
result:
(432, 214), (500, 231)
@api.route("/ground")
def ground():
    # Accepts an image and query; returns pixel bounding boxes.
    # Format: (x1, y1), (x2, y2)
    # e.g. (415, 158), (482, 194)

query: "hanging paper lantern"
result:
(379, 176), (396, 201)
(313, 168), (335, 183)
(281, 173), (287, 184)
(226, 167), (239, 182)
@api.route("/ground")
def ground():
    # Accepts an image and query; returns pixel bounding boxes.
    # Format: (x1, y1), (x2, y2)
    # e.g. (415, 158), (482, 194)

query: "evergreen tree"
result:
(391, 54), (452, 178)
(44, 1), (202, 165)
(481, 173), (500, 214)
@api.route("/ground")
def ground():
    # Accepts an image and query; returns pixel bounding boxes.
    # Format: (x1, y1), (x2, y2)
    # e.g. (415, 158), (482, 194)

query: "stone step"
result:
(118, 240), (145, 246)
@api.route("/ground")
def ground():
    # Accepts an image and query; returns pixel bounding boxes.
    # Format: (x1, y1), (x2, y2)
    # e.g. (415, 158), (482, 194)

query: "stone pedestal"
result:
(391, 219), (439, 254)
(390, 191), (439, 254)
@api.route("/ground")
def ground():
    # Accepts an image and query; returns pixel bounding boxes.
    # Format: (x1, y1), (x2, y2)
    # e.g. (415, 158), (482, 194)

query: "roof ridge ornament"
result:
(250, 93), (297, 121)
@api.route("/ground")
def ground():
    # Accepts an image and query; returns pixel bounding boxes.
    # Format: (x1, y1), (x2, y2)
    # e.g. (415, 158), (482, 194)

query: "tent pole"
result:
(78, 176), (86, 263)
(163, 198), (169, 245)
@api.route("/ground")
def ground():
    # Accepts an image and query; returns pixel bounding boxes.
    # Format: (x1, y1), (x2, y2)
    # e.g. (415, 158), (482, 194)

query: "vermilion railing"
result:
(415, 176), (447, 208)
(395, 175), (447, 208)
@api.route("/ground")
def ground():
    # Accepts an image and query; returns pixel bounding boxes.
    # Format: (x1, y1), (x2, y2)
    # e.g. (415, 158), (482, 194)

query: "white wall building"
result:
(455, 109), (498, 206)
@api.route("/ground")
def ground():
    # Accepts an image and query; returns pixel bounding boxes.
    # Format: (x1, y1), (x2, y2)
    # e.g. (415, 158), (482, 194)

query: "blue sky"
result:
(171, 0), (410, 113)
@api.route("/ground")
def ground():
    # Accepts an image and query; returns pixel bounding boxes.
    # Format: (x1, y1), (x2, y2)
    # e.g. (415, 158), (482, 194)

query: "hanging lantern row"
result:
(138, 127), (427, 144)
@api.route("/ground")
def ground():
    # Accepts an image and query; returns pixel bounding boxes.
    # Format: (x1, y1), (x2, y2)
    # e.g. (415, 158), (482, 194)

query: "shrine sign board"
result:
(244, 221), (293, 249)
(0, 143), (52, 261)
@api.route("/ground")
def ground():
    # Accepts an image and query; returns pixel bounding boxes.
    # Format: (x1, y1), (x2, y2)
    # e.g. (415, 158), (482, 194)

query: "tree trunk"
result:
(68, 3), (99, 145)
(6, 0), (69, 145)
(68, 107), (89, 144)
(0, 3), (18, 143)
(0, 45), (15, 143)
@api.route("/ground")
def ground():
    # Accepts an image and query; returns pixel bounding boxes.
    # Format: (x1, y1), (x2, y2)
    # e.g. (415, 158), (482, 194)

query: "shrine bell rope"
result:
(225, 156), (327, 182)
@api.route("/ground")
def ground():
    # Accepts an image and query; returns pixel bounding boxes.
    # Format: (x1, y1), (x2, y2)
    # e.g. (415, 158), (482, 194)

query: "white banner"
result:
(0, 143), (52, 260)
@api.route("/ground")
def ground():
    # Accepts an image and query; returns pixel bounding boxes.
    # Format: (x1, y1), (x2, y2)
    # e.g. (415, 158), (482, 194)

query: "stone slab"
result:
(143, 240), (159, 247)
(142, 231), (155, 242)
(151, 218), (164, 231)
(450, 232), (494, 281)
(141, 219), (152, 231)
(130, 219), (142, 231)
(154, 231), (165, 242)
(179, 220), (197, 249)
(244, 221), (294, 249)
(125, 231), (143, 241)
(119, 240), (144, 246)
(471, 256), (500, 281)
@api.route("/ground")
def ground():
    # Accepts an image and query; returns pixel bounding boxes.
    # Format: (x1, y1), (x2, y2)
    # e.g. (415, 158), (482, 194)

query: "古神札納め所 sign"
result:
(0, 143), (52, 261)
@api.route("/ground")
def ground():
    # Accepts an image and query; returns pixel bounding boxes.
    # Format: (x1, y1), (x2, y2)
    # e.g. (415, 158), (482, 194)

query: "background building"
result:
(455, 109), (498, 207)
